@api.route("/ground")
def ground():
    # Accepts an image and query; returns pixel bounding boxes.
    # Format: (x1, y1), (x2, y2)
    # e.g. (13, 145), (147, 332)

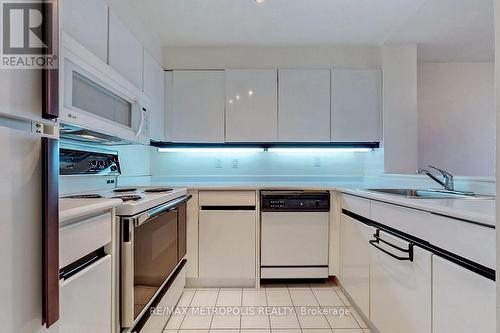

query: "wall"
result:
(495, 0), (500, 325)
(162, 45), (382, 69)
(382, 44), (419, 174)
(418, 62), (495, 177)
(150, 148), (384, 179)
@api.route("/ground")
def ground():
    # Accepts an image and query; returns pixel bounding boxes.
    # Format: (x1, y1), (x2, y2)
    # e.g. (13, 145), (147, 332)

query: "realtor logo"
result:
(1, 0), (57, 69)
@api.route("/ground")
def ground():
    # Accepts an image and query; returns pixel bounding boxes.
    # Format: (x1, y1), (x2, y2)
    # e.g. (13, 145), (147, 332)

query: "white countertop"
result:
(59, 198), (122, 223)
(338, 188), (495, 227)
(147, 178), (495, 227)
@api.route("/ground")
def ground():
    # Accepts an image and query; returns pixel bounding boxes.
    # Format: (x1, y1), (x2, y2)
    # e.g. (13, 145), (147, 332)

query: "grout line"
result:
(175, 289), (195, 331)
(208, 289), (221, 330)
(308, 286), (331, 332)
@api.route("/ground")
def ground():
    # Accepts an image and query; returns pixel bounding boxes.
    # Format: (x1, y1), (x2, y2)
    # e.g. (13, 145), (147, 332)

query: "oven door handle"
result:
(135, 195), (192, 227)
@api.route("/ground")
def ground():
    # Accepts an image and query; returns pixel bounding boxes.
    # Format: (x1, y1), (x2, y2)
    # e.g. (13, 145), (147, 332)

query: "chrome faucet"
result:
(417, 165), (454, 191)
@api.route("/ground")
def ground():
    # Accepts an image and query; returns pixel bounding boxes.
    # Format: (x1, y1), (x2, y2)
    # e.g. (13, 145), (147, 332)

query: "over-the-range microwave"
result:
(60, 37), (149, 145)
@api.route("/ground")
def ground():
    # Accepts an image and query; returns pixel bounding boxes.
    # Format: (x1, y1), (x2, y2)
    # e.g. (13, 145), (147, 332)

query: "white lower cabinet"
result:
(58, 256), (112, 333)
(339, 214), (375, 316)
(433, 256), (495, 333)
(369, 231), (432, 333)
(199, 210), (256, 284)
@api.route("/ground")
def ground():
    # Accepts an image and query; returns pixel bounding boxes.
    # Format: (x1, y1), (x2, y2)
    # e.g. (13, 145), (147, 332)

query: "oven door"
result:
(61, 54), (147, 143)
(121, 195), (191, 328)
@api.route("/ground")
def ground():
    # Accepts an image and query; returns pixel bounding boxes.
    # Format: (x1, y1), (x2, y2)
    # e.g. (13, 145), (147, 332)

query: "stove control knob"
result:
(89, 160), (97, 167)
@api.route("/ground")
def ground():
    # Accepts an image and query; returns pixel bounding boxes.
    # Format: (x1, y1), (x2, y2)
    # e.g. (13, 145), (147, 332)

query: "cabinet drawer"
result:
(199, 191), (256, 207)
(341, 194), (370, 217)
(60, 212), (112, 268)
(370, 201), (429, 236)
(427, 214), (495, 269)
(371, 201), (495, 269)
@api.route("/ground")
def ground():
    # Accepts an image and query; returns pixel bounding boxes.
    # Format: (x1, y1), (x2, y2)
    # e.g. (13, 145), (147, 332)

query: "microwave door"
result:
(62, 59), (142, 142)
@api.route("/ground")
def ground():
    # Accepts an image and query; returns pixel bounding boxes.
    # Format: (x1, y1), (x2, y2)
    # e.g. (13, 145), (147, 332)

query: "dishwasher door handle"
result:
(369, 231), (414, 262)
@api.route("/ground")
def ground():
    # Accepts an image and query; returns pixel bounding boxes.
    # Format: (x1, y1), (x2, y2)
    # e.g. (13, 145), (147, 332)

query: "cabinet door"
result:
(370, 231), (432, 333)
(59, 256), (112, 333)
(199, 211), (256, 280)
(171, 70), (225, 143)
(331, 69), (382, 142)
(164, 71), (174, 142)
(61, 0), (108, 62)
(433, 256), (495, 333)
(278, 69), (331, 142)
(226, 69), (278, 142)
(339, 214), (375, 316)
(144, 51), (165, 141)
(108, 11), (143, 88)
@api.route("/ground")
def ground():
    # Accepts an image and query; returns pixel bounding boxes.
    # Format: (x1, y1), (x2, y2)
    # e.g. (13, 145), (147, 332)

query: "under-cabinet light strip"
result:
(157, 147), (372, 153)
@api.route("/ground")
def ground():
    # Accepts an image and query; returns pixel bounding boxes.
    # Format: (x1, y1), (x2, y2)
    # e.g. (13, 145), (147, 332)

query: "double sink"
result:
(367, 188), (495, 200)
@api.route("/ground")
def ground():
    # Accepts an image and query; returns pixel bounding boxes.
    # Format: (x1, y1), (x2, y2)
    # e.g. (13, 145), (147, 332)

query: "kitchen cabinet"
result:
(171, 70), (225, 143)
(198, 191), (256, 285)
(164, 71), (174, 142)
(61, 0), (108, 63)
(143, 50), (165, 141)
(339, 213), (375, 317)
(108, 11), (143, 89)
(278, 69), (331, 142)
(225, 69), (278, 142)
(433, 256), (495, 333)
(370, 231), (432, 333)
(331, 69), (382, 142)
(58, 256), (112, 333)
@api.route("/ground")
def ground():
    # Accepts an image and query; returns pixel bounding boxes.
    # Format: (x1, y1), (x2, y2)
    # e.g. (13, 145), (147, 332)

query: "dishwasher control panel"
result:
(261, 191), (330, 212)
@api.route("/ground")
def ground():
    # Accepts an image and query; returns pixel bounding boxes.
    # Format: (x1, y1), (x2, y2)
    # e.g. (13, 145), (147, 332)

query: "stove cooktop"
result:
(62, 187), (188, 216)
(143, 187), (173, 193)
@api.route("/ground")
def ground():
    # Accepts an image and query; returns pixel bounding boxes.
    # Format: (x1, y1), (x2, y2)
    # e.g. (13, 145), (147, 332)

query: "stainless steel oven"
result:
(121, 195), (191, 328)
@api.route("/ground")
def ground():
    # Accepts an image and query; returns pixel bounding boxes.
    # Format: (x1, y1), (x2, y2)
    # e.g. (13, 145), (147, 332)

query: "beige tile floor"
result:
(162, 281), (372, 333)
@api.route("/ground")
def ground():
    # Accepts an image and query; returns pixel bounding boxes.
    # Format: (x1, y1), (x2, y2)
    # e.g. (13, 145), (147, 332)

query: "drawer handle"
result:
(369, 230), (414, 262)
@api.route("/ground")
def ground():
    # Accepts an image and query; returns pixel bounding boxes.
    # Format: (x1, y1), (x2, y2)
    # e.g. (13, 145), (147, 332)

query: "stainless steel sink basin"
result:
(366, 188), (495, 200)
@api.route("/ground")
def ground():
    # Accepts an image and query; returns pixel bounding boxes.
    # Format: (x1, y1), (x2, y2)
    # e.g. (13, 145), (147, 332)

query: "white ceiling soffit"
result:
(127, 0), (427, 46)
(387, 0), (494, 62)
(122, 0), (493, 62)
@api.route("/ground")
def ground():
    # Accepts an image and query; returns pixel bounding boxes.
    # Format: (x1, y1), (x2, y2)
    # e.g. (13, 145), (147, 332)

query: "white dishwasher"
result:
(260, 191), (330, 279)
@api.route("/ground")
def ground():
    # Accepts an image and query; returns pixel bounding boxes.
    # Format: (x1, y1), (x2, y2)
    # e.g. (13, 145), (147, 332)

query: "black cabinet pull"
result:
(369, 230), (414, 262)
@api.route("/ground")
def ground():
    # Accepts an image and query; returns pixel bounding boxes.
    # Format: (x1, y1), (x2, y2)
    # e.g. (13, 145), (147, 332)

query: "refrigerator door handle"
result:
(42, 137), (59, 327)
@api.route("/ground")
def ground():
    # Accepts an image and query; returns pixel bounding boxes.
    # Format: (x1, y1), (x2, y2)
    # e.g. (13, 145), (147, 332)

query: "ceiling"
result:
(118, 0), (494, 62)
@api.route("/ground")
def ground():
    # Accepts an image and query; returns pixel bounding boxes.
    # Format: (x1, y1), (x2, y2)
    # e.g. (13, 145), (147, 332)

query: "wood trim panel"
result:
(42, 0), (59, 119)
(42, 137), (59, 327)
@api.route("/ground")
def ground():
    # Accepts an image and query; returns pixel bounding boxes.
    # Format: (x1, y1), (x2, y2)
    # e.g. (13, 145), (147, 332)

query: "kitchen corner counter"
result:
(60, 198), (122, 223)
(338, 188), (495, 227)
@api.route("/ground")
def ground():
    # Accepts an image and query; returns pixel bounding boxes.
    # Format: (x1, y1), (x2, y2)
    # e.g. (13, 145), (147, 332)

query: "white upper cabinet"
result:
(61, 0), (108, 63)
(143, 50), (165, 141)
(331, 69), (382, 142)
(108, 11), (143, 89)
(171, 70), (225, 143)
(225, 69), (278, 142)
(278, 69), (331, 142)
